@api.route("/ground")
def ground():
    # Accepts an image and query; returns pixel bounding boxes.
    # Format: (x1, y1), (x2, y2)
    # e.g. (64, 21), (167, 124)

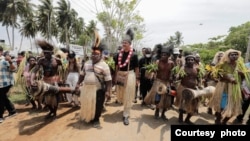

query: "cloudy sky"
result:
(1, 0), (250, 52)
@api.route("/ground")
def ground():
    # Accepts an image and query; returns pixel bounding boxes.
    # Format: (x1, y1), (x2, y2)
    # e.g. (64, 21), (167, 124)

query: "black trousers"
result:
(140, 79), (153, 101)
(0, 85), (16, 118)
(92, 89), (105, 122)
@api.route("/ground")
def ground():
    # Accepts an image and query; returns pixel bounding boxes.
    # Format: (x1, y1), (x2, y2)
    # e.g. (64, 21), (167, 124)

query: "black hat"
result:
(60, 48), (69, 53)
(68, 50), (76, 58)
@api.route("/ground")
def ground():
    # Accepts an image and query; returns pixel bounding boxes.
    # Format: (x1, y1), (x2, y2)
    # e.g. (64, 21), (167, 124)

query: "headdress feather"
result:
(126, 28), (134, 41)
(93, 30), (101, 48)
(36, 40), (54, 51)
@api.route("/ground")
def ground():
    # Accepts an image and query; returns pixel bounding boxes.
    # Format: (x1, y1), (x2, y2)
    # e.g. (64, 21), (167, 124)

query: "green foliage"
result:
(96, 0), (145, 52)
(224, 22), (250, 57)
(183, 43), (229, 65)
(144, 62), (158, 73)
(198, 48), (221, 64)
(164, 31), (184, 47)
(175, 21), (250, 65)
(105, 56), (115, 70)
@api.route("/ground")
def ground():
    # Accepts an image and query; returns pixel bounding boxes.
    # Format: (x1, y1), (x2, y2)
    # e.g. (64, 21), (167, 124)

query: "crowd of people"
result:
(0, 29), (250, 128)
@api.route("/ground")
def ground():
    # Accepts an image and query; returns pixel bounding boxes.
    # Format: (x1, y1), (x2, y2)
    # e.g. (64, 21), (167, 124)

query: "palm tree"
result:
(37, 0), (56, 42)
(165, 36), (176, 46)
(81, 20), (97, 60)
(18, 1), (36, 51)
(70, 17), (84, 43)
(0, 0), (8, 22)
(19, 15), (37, 52)
(1, 0), (32, 50)
(0, 0), (12, 48)
(56, 0), (75, 49)
(174, 31), (184, 47)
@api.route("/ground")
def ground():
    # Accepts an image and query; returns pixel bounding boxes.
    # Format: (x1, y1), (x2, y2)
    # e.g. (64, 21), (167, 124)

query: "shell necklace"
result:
(118, 48), (133, 68)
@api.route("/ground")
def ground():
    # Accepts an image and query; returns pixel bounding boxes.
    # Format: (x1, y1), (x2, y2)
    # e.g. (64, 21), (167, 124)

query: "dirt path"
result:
(0, 94), (247, 141)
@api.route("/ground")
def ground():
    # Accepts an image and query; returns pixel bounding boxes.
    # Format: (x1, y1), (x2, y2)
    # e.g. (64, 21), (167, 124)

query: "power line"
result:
(69, 0), (96, 18)
(80, 0), (96, 11)
(70, 0), (96, 15)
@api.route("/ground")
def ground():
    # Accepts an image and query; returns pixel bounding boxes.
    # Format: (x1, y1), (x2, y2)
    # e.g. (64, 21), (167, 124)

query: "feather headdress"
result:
(92, 30), (105, 52)
(36, 40), (54, 51)
(123, 28), (134, 44)
(93, 30), (101, 48)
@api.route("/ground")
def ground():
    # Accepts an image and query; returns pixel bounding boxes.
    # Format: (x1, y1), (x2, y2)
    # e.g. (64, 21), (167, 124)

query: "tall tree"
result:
(56, 0), (74, 49)
(18, 1), (36, 52)
(94, 0), (144, 52)
(77, 20), (97, 59)
(1, 0), (32, 50)
(0, 0), (8, 23)
(224, 22), (250, 59)
(37, 0), (57, 42)
(19, 14), (37, 52)
(165, 36), (176, 46)
(70, 16), (84, 43)
(174, 31), (184, 47)
(0, 0), (12, 48)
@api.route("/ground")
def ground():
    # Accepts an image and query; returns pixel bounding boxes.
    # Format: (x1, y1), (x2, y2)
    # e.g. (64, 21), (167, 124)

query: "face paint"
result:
(91, 52), (101, 64)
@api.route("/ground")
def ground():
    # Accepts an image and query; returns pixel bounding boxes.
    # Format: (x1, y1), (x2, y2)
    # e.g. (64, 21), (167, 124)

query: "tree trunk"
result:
(18, 36), (23, 52)
(35, 42), (39, 54)
(65, 26), (70, 51)
(12, 25), (15, 51)
(6, 26), (12, 48)
(29, 38), (33, 51)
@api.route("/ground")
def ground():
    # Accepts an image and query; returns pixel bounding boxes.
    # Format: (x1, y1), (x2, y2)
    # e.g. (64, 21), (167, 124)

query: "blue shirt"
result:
(0, 58), (15, 88)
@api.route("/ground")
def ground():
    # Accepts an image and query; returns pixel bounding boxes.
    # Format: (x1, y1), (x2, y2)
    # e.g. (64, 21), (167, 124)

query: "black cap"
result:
(60, 48), (69, 53)
(68, 50), (76, 58)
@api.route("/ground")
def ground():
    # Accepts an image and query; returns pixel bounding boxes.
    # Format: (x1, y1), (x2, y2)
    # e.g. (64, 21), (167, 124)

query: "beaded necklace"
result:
(118, 48), (133, 68)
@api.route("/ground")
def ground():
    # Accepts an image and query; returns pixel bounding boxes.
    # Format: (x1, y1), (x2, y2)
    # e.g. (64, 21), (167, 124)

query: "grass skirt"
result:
(209, 82), (242, 117)
(144, 79), (172, 109)
(116, 71), (136, 108)
(79, 83), (97, 123)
